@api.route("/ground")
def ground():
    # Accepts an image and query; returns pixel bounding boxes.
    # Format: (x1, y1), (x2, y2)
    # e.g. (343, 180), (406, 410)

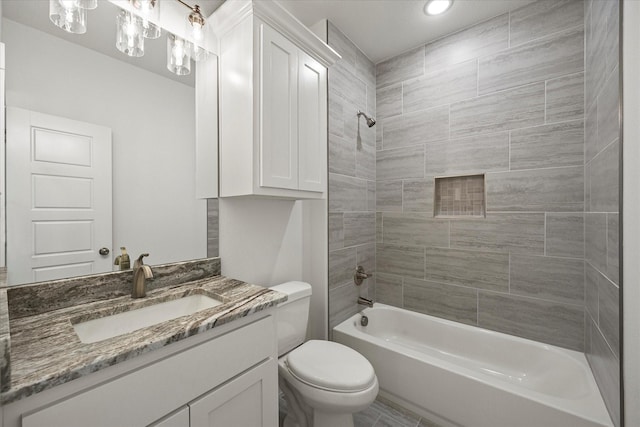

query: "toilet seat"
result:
(285, 340), (376, 393)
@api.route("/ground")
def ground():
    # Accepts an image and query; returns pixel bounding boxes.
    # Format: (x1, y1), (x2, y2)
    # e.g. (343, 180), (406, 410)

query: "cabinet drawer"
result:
(22, 316), (275, 427)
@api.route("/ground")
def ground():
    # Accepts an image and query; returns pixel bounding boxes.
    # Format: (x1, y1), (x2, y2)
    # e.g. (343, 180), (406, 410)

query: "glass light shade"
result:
(116, 10), (144, 57)
(189, 44), (209, 62)
(132, 0), (161, 39)
(49, 0), (87, 34)
(167, 34), (191, 76)
(76, 0), (98, 9)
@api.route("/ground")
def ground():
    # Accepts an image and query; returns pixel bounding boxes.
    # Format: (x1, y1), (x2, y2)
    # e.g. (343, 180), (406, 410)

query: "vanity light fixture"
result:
(175, 0), (206, 43)
(49, 0), (88, 34)
(167, 33), (192, 75)
(116, 9), (145, 57)
(424, 0), (454, 16)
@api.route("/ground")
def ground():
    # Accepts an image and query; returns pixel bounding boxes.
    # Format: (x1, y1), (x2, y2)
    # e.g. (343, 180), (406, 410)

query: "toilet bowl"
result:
(271, 282), (378, 427)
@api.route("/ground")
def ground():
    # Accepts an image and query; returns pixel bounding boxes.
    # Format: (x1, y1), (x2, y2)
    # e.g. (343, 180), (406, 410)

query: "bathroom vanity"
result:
(0, 258), (285, 427)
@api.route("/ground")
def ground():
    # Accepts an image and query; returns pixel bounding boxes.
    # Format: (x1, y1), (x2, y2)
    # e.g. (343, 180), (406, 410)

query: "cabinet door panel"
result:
(189, 359), (278, 427)
(260, 24), (298, 190)
(298, 52), (326, 193)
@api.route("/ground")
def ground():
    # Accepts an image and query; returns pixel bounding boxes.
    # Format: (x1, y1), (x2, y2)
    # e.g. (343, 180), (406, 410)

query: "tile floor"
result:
(279, 394), (444, 427)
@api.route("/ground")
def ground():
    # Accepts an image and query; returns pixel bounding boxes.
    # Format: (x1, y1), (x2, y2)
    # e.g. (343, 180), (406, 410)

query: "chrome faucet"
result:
(357, 296), (374, 308)
(132, 253), (153, 298)
(354, 265), (372, 286)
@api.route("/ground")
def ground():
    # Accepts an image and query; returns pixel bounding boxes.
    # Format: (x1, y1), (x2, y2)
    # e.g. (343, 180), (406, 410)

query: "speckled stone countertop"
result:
(0, 260), (286, 405)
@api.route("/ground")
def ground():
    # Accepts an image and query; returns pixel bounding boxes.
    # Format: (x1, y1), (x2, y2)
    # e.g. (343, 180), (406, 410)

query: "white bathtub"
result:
(333, 304), (613, 427)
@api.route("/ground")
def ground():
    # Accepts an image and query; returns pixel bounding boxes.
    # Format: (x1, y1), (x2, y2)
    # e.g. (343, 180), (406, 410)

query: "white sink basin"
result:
(73, 294), (223, 344)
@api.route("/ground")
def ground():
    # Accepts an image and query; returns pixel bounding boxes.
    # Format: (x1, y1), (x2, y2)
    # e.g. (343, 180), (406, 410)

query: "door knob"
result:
(99, 247), (110, 256)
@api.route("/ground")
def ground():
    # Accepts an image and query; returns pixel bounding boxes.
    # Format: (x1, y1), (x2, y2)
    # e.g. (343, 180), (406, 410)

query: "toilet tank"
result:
(270, 281), (312, 357)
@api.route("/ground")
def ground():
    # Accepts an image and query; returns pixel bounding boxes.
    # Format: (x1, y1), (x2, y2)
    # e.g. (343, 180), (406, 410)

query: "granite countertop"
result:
(0, 264), (286, 405)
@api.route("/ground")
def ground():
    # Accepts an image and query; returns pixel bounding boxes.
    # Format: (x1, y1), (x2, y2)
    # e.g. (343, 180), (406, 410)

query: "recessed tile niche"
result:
(434, 174), (485, 218)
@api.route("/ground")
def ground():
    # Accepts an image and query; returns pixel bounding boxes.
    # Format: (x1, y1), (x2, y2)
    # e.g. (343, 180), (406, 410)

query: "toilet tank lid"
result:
(270, 281), (312, 302)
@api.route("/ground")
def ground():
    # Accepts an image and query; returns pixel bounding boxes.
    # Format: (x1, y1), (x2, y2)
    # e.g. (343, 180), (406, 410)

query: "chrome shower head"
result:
(357, 110), (376, 128)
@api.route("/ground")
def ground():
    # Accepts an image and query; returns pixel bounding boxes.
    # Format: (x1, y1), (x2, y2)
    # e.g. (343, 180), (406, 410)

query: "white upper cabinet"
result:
(212, 0), (339, 199)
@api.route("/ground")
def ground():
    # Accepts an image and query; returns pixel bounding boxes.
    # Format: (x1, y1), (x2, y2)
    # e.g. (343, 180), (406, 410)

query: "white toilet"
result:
(270, 281), (379, 427)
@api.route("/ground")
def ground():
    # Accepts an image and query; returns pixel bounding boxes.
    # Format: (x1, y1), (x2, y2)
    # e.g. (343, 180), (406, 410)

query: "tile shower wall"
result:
(584, 0), (620, 425)
(327, 22), (377, 331)
(375, 0), (588, 352)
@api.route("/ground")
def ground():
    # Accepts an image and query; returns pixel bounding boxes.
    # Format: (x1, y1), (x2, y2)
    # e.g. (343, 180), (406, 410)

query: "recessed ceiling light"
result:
(424, 0), (454, 16)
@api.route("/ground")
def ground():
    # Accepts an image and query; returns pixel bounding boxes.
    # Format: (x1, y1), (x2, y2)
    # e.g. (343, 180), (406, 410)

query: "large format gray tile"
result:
(377, 84), (402, 120)
(450, 83), (545, 139)
(510, 121), (584, 170)
(478, 292), (584, 351)
(376, 273), (403, 307)
(382, 213), (449, 247)
(376, 181), (403, 212)
(329, 173), (368, 212)
(357, 48), (377, 90)
(357, 242), (376, 270)
(595, 69), (620, 159)
(329, 213), (344, 251)
(370, 399), (421, 427)
(510, 0), (584, 47)
(383, 106), (449, 150)
(367, 180), (376, 212)
(329, 61), (366, 111)
(403, 178), (435, 214)
(329, 133), (356, 176)
(377, 145), (425, 181)
(604, 0), (619, 76)
(585, 213), (608, 274)
(589, 139), (619, 213)
(486, 166), (584, 212)
(510, 255), (584, 305)
(424, 13), (509, 74)
(328, 21), (357, 71)
(607, 213), (619, 285)
(545, 213), (585, 258)
(403, 60), (477, 113)
(329, 282), (360, 330)
(403, 278), (478, 325)
(598, 277), (619, 358)
(585, 102), (598, 166)
(329, 247), (357, 289)
(425, 132), (509, 176)
(449, 213), (545, 254)
(546, 72), (585, 123)
(376, 212), (383, 243)
(425, 247), (509, 292)
(587, 321), (621, 427)
(344, 212), (376, 247)
(206, 199), (219, 257)
(585, 262), (600, 321)
(356, 135), (376, 181)
(585, 0), (608, 111)
(377, 45), (424, 89)
(377, 243), (425, 279)
(329, 91), (345, 137)
(479, 27), (584, 95)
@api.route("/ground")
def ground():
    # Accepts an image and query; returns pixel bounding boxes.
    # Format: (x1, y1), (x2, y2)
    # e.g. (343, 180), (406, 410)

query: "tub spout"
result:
(358, 296), (374, 307)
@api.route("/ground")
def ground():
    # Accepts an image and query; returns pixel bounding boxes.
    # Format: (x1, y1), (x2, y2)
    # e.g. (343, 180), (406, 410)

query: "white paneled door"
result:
(6, 108), (112, 285)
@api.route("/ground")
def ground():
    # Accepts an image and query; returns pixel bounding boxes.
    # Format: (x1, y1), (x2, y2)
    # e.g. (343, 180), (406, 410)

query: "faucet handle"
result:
(354, 265), (372, 286)
(134, 253), (149, 268)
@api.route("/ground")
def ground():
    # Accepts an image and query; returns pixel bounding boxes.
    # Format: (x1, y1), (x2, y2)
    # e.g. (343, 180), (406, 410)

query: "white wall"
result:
(623, 1), (640, 425)
(3, 19), (206, 268)
(220, 198), (328, 340)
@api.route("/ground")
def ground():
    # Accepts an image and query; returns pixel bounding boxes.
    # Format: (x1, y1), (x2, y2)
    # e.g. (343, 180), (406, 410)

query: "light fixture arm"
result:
(174, 0), (205, 34)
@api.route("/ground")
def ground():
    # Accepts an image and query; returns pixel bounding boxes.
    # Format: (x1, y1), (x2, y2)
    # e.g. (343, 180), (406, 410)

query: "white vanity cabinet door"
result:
(259, 23), (299, 191)
(148, 407), (189, 427)
(189, 359), (278, 427)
